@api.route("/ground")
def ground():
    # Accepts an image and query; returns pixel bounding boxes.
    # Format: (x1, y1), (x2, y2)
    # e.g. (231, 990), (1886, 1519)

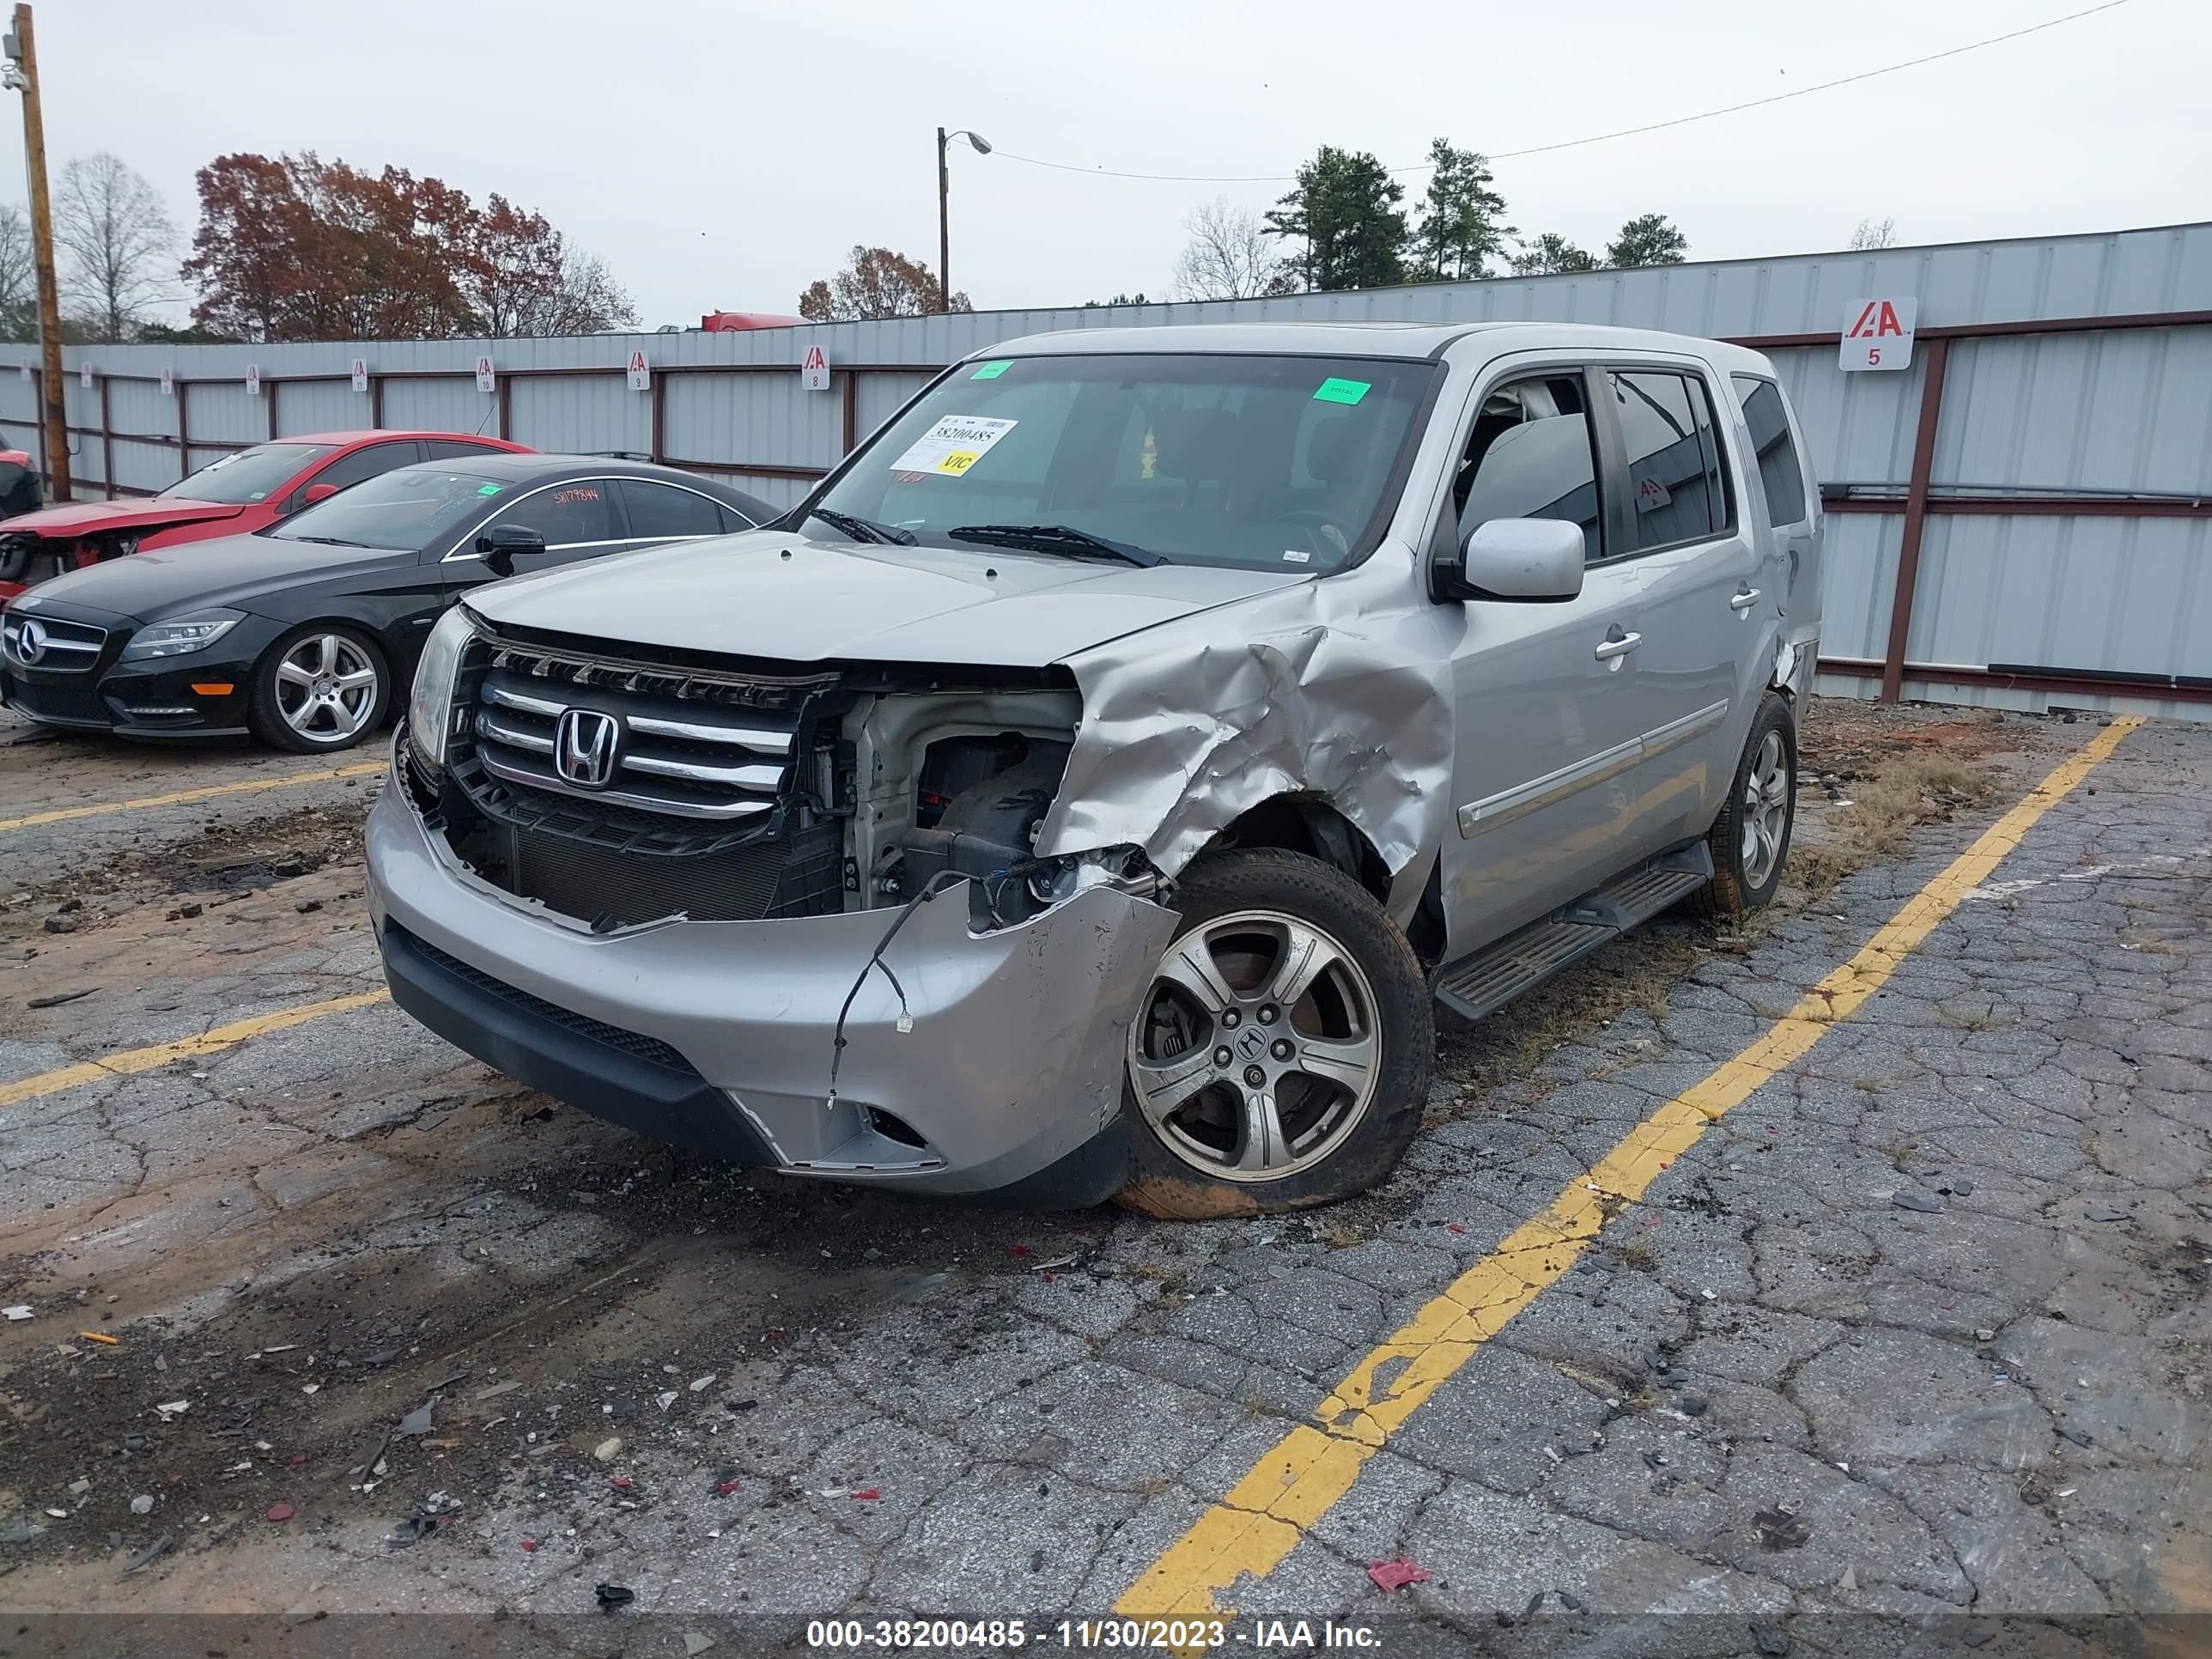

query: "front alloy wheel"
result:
(1115, 849), (1433, 1218)
(249, 625), (390, 752)
(1129, 909), (1382, 1181)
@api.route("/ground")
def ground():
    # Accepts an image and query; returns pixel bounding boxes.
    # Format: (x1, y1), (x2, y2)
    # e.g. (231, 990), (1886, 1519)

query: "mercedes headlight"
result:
(118, 609), (243, 661)
(409, 604), (477, 774)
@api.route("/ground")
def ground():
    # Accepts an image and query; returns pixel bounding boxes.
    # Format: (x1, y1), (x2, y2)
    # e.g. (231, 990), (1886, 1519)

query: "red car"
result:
(0, 430), (532, 600)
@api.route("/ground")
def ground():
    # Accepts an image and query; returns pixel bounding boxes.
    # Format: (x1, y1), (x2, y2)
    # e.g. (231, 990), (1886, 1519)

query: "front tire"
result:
(1694, 692), (1797, 921)
(1115, 849), (1434, 1218)
(247, 624), (390, 753)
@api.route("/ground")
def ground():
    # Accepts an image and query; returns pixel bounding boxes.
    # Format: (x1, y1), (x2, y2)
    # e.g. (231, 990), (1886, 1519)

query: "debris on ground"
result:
(264, 1504), (295, 1522)
(27, 988), (95, 1008)
(119, 1534), (173, 1577)
(592, 1437), (623, 1462)
(2, 1305), (30, 1322)
(386, 1517), (438, 1548)
(1367, 1559), (1431, 1591)
(0, 1519), (44, 1544)
(152, 1400), (189, 1420)
(595, 1583), (635, 1613)
(1753, 1507), (1812, 1550)
(2085, 1206), (2129, 1222)
(130, 1495), (154, 1516)
(396, 1401), (435, 1437)
(77, 1330), (117, 1345)
(1891, 1192), (1943, 1214)
(684, 1634), (716, 1656)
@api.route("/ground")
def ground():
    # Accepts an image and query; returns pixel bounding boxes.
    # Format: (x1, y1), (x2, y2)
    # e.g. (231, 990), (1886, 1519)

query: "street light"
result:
(936, 127), (991, 316)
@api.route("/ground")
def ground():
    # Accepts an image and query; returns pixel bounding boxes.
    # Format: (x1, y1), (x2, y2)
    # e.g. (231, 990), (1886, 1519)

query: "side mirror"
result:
(301, 481), (340, 507)
(1439, 518), (1585, 603)
(476, 522), (548, 579)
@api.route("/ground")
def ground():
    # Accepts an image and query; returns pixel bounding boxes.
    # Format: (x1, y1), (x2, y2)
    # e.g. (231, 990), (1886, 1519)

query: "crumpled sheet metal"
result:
(1036, 550), (1457, 881)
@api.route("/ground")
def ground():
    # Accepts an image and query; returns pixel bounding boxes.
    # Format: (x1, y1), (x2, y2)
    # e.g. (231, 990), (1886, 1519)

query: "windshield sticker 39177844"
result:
(887, 416), (1018, 479)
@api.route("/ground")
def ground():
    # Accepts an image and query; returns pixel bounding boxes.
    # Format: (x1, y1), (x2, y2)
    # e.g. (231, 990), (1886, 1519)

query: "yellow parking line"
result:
(0, 990), (391, 1110)
(0, 759), (385, 836)
(1115, 716), (2142, 1620)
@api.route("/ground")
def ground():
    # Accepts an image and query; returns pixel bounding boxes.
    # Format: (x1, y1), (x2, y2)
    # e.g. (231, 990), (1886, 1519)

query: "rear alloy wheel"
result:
(1694, 692), (1797, 921)
(249, 625), (389, 752)
(1115, 849), (1432, 1218)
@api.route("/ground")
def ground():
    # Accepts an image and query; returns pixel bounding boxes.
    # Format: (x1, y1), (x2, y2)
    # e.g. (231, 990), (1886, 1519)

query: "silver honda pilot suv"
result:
(367, 323), (1822, 1215)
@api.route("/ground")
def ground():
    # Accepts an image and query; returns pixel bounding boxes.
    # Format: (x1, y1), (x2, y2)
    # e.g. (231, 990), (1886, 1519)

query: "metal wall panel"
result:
(380, 378), (493, 438)
(275, 379), (368, 437)
(507, 372), (649, 458)
(1908, 513), (2212, 680)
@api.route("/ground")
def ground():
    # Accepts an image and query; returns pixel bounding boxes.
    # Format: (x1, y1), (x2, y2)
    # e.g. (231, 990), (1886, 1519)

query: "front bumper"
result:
(0, 629), (269, 738)
(365, 759), (1180, 1201)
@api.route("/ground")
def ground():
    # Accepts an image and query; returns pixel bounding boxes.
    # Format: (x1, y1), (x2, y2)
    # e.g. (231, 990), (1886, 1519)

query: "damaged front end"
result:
(367, 608), (1177, 1200)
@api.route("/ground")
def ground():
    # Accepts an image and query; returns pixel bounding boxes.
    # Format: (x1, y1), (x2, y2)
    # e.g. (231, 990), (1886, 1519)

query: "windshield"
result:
(807, 352), (1437, 571)
(265, 465), (505, 553)
(158, 442), (332, 505)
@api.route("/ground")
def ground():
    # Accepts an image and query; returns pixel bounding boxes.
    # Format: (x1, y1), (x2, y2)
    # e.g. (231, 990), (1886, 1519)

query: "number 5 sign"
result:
(1840, 296), (1917, 371)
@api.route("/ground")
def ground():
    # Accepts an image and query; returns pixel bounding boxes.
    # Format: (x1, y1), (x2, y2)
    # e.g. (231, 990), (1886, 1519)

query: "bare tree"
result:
(1174, 197), (1292, 301)
(1848, 216), (1899, 250)
(0, 204), (33, 340)
(55, 153), (177, 341)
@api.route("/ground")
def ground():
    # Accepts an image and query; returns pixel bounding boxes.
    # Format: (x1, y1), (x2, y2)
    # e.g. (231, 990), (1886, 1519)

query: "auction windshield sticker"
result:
(887, 415), (1018, 478)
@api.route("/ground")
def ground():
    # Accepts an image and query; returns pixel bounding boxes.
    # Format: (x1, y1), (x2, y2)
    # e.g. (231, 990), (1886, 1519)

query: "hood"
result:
(11, 531), (417, 624)
(465, 531), (1313, 665)
(0, 496), (246, 538)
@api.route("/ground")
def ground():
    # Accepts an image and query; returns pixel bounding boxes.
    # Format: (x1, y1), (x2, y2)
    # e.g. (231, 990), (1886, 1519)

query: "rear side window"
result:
(618, 479), (723, 540)
(422, 439), (498, 462)
(1732, 376), (1809, 526)
(309, 441), (422, 495)
(1455, 374), (1605, 564)
(1609, 371), (1731, 552)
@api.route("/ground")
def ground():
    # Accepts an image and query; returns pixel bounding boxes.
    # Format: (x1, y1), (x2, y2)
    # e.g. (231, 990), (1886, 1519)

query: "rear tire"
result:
(1114, 849), (1433, 1218)
(1693, 693), (1797, 921)
(247, 623), (391, 754)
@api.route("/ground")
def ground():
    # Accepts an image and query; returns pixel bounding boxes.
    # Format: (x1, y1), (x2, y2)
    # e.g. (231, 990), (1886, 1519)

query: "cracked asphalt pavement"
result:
(0, 702), (2206, 1656)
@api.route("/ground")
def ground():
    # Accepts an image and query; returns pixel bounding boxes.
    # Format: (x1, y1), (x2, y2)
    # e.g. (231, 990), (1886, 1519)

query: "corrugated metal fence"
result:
(4, 221), (2209, 718)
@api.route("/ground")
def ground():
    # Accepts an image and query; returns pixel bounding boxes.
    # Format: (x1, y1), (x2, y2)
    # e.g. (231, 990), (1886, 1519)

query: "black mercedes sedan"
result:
(0, 456), (772, 752)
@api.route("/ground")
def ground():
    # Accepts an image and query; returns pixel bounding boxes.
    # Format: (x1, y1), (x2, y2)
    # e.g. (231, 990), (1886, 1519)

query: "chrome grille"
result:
(3, 611), (107, 670)
(469, 666), (799, 822)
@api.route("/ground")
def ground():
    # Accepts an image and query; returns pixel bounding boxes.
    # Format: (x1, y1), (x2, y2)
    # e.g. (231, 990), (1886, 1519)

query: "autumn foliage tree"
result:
(183, 152), (637, 342)
(798, 246), (970, 321)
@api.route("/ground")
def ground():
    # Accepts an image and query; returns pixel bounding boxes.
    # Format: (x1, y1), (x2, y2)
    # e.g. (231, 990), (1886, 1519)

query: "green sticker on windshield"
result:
(970, 359), (1012, 380)
(477, 483), (502, 495)
(1313, 377), (1372, 405)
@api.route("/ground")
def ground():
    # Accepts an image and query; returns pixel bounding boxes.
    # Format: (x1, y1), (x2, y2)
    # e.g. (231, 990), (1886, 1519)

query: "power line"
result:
(988, 0), (2132, 185)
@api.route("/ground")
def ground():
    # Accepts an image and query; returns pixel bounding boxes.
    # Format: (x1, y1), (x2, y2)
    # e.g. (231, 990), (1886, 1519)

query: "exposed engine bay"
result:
(409, 618), (1158, 936)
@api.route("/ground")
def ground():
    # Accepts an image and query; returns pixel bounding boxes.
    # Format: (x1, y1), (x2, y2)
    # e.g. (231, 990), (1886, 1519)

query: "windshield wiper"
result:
(804, 507), (916, 546)
(946, 524), (1166, 568)
(285, 535), (373, 547)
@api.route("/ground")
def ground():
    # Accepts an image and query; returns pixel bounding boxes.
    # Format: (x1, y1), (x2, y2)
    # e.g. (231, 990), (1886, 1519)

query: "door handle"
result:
(1729, 587), (1761, 611)
(1594, 630), (1642, 661)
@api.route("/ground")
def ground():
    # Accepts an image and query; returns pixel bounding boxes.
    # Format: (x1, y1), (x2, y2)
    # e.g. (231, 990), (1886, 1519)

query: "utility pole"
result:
(5, 3), (67, 501)
(935, 127), (950, 317)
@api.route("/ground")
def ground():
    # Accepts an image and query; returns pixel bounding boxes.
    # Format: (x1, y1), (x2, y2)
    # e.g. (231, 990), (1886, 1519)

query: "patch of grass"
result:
(1790, 753), (1996, 898)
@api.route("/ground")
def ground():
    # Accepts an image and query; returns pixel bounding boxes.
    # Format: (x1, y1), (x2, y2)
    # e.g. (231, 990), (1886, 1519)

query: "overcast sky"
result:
(13, 0), (2206, 329)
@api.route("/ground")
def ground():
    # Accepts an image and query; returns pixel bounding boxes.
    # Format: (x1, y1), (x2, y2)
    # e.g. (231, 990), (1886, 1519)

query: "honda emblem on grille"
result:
(553, 708), (620, 788)
(15, 618), (47, 665)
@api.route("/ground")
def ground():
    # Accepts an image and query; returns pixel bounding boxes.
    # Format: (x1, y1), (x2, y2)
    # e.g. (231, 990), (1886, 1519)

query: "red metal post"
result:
(1880, 336), (1951, 705)
(98, 372), (115, 498)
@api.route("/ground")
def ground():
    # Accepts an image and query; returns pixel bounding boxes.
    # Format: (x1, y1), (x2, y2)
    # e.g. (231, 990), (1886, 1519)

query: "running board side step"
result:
(1431, 844), (1713, 1023)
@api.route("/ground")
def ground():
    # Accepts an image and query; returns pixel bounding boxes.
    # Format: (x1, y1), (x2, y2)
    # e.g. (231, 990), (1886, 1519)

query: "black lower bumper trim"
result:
(377, 918), (778, 1166)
